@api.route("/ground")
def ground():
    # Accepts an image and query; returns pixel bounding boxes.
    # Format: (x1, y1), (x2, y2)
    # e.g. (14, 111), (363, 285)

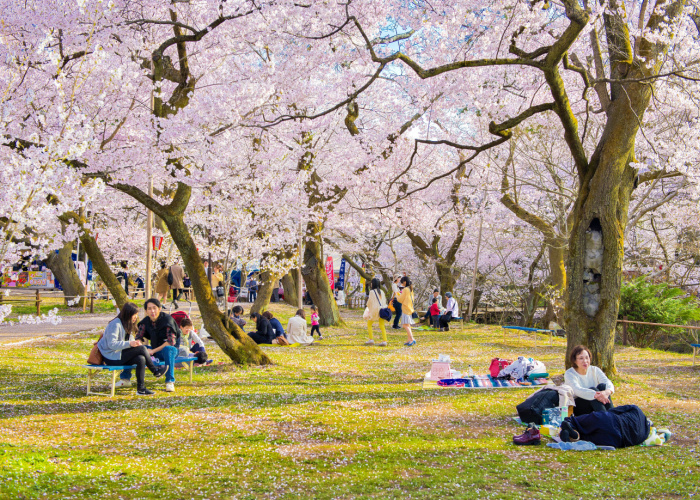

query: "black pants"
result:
(392, 300), (402, 328)
(439, 311), (453, 330)
(573, 383), (614, 416)
(248, 331), (269, 344)
(310, 325), (321, 337)
(103, 346), (157, 390)
(173, 288), (183, 301)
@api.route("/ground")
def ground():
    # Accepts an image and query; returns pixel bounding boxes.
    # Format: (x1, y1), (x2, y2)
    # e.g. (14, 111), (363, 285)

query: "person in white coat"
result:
(286, 309), (314, 345)
(364, 278), (388, 346)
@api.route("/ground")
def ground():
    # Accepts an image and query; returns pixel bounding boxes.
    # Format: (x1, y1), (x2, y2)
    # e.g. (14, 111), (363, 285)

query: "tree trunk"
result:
(250, 269), (282, 315)
(78, 231), (129, 310)
(281, 271), (298, 307)
(45, 241), (86, 307)
(164, 213), (271, 365)
(435, 260), (459, 297)
(564, 103), (641, 375)
(302, 222), (341, 326)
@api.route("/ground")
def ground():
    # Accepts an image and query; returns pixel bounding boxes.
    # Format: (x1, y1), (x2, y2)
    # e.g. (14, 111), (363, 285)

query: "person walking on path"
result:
(391, 276), (403, 329)
(364, 278), (388, 346)
(397, 276), (416, 346)
(155, 261), (170, 303)
(98, 302), (167, 395)
(169, 260), (185, 309)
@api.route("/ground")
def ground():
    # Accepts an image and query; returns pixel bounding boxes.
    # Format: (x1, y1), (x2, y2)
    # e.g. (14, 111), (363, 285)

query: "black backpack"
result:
(167, 267), (174, 286)
(516, 389), (560, 425)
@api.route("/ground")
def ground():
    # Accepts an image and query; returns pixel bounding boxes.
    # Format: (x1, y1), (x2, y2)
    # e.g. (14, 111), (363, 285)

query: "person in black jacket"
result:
(248, 312), (274, 344)
(134, 298), (181, 392)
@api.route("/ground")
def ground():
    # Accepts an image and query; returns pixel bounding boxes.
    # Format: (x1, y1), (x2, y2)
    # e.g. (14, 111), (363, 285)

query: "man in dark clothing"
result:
(248, 312), (274, 344)
(129, 298), (181, 392)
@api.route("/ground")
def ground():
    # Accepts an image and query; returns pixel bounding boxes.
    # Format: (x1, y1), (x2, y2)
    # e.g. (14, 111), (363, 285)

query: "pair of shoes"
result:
(115, 379), (131, 388)
(404, 340), (416, 347)
(165, 382), (175, 392)
(560, 420), (580, 442)
(152, 365), (168, 378)
(137, 388), (155, 396)
(364, 339), (375, 345)
(513, 425), (541, 445)
(377, 341), (388, 347)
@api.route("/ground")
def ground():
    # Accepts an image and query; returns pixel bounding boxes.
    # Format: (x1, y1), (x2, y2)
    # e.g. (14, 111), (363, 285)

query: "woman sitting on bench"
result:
(564, 345), (614, 415)
(97, 302), (167, 396)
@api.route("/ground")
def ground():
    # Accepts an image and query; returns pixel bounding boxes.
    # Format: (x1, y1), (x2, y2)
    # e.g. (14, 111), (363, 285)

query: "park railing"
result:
(616, 316), (700, 345)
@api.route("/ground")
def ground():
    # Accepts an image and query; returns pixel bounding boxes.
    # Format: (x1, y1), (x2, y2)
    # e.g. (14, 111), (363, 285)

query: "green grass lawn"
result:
(1, 303), (699, 499)
(2, 296), (133, 318)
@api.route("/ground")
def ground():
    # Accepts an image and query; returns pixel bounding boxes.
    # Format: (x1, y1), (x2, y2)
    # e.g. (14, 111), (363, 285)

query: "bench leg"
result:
(694, 347), (697, 367)
(86, 369), (92, 396)
(111, 370), (117, 397)
(188, 361), (194, 383)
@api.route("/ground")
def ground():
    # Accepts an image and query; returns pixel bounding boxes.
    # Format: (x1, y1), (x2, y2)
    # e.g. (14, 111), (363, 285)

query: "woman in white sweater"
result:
(564, 345), (614, 415)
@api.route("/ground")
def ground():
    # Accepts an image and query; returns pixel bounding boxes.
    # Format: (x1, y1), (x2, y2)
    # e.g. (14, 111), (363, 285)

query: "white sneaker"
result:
(165, 382), (175, 392)
(377, 341), (388, 347)
(115, 379), (131, 388)
(364, 339), (375, 345)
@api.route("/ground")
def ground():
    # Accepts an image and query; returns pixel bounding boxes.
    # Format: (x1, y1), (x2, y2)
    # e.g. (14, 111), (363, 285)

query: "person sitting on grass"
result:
(98, 302), (167, 396)
(248, 311), (275, 344)
(131, 298), (181, 393)
(438, 292), (459, 331)
(177, 317), (209, 365)
(229, 305), (247, 329)
(262, 310), (286, 341)
(564, 345), (614, 415)
(286, 309), (314, 345)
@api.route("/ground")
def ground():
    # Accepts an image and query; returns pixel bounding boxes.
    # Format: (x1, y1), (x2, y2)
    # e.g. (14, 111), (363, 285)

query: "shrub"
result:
(618, 277), (700, 348)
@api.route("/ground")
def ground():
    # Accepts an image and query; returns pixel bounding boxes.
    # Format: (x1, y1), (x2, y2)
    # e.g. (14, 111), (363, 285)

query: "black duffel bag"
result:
(516, 389), (560, 425)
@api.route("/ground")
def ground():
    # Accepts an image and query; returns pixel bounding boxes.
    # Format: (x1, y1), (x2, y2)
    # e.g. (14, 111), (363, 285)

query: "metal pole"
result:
(467, 217), (483, 322)
(297, 222), (303, 310)
(145, 176), (154, 299)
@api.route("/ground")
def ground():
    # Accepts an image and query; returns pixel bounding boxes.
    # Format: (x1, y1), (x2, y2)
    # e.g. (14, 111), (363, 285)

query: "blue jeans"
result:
(121, 345), (178, 383)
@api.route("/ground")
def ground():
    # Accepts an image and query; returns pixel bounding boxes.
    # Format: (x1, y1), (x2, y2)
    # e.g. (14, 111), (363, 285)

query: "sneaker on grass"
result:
(137, 388), (155, 396)
(377, 341), (388, 347)
(364, 339), (375, 345)
(165, 382), (175, 392)
(115, 379), (131, 388)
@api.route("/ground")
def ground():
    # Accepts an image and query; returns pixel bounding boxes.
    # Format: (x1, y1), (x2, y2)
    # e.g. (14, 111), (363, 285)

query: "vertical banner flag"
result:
(325, 256), (335, 290)
(338, 259), (346, 290)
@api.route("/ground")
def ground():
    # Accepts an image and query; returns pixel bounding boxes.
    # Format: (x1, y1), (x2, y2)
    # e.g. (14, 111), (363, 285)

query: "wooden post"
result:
(36, 289), (41, 316)
(83, 291), (87, 312)
(90, 291), (94, 314)
(622, 316), (628, 345)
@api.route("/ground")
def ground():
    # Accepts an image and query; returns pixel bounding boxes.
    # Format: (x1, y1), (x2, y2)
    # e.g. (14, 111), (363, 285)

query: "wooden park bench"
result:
(84, 356), (198, 397)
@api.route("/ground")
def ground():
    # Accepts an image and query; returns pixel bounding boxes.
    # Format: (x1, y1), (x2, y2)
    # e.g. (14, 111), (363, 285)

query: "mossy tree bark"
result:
(250, 268), (284, 315)
(45, 240), (86, 307)
(60, 211), (129, 310)
(114, 182), (271, 365)
(302, 220), (342, 326)
(281, 271), (299, 307)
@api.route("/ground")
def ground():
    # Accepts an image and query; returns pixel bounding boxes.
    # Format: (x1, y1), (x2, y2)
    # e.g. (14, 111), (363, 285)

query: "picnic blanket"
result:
(422, 372), (552, 390)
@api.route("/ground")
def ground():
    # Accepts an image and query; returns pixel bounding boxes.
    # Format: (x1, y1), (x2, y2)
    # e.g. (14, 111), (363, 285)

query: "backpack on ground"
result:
(489, 358), (512, 378)
(516, 389), (560, 425)
(167, 266), (174, 286)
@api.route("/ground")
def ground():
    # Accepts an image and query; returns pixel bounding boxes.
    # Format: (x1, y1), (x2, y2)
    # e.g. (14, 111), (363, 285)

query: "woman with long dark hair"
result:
(248, 311), (275, 344)
(97, 302), (167, 395)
